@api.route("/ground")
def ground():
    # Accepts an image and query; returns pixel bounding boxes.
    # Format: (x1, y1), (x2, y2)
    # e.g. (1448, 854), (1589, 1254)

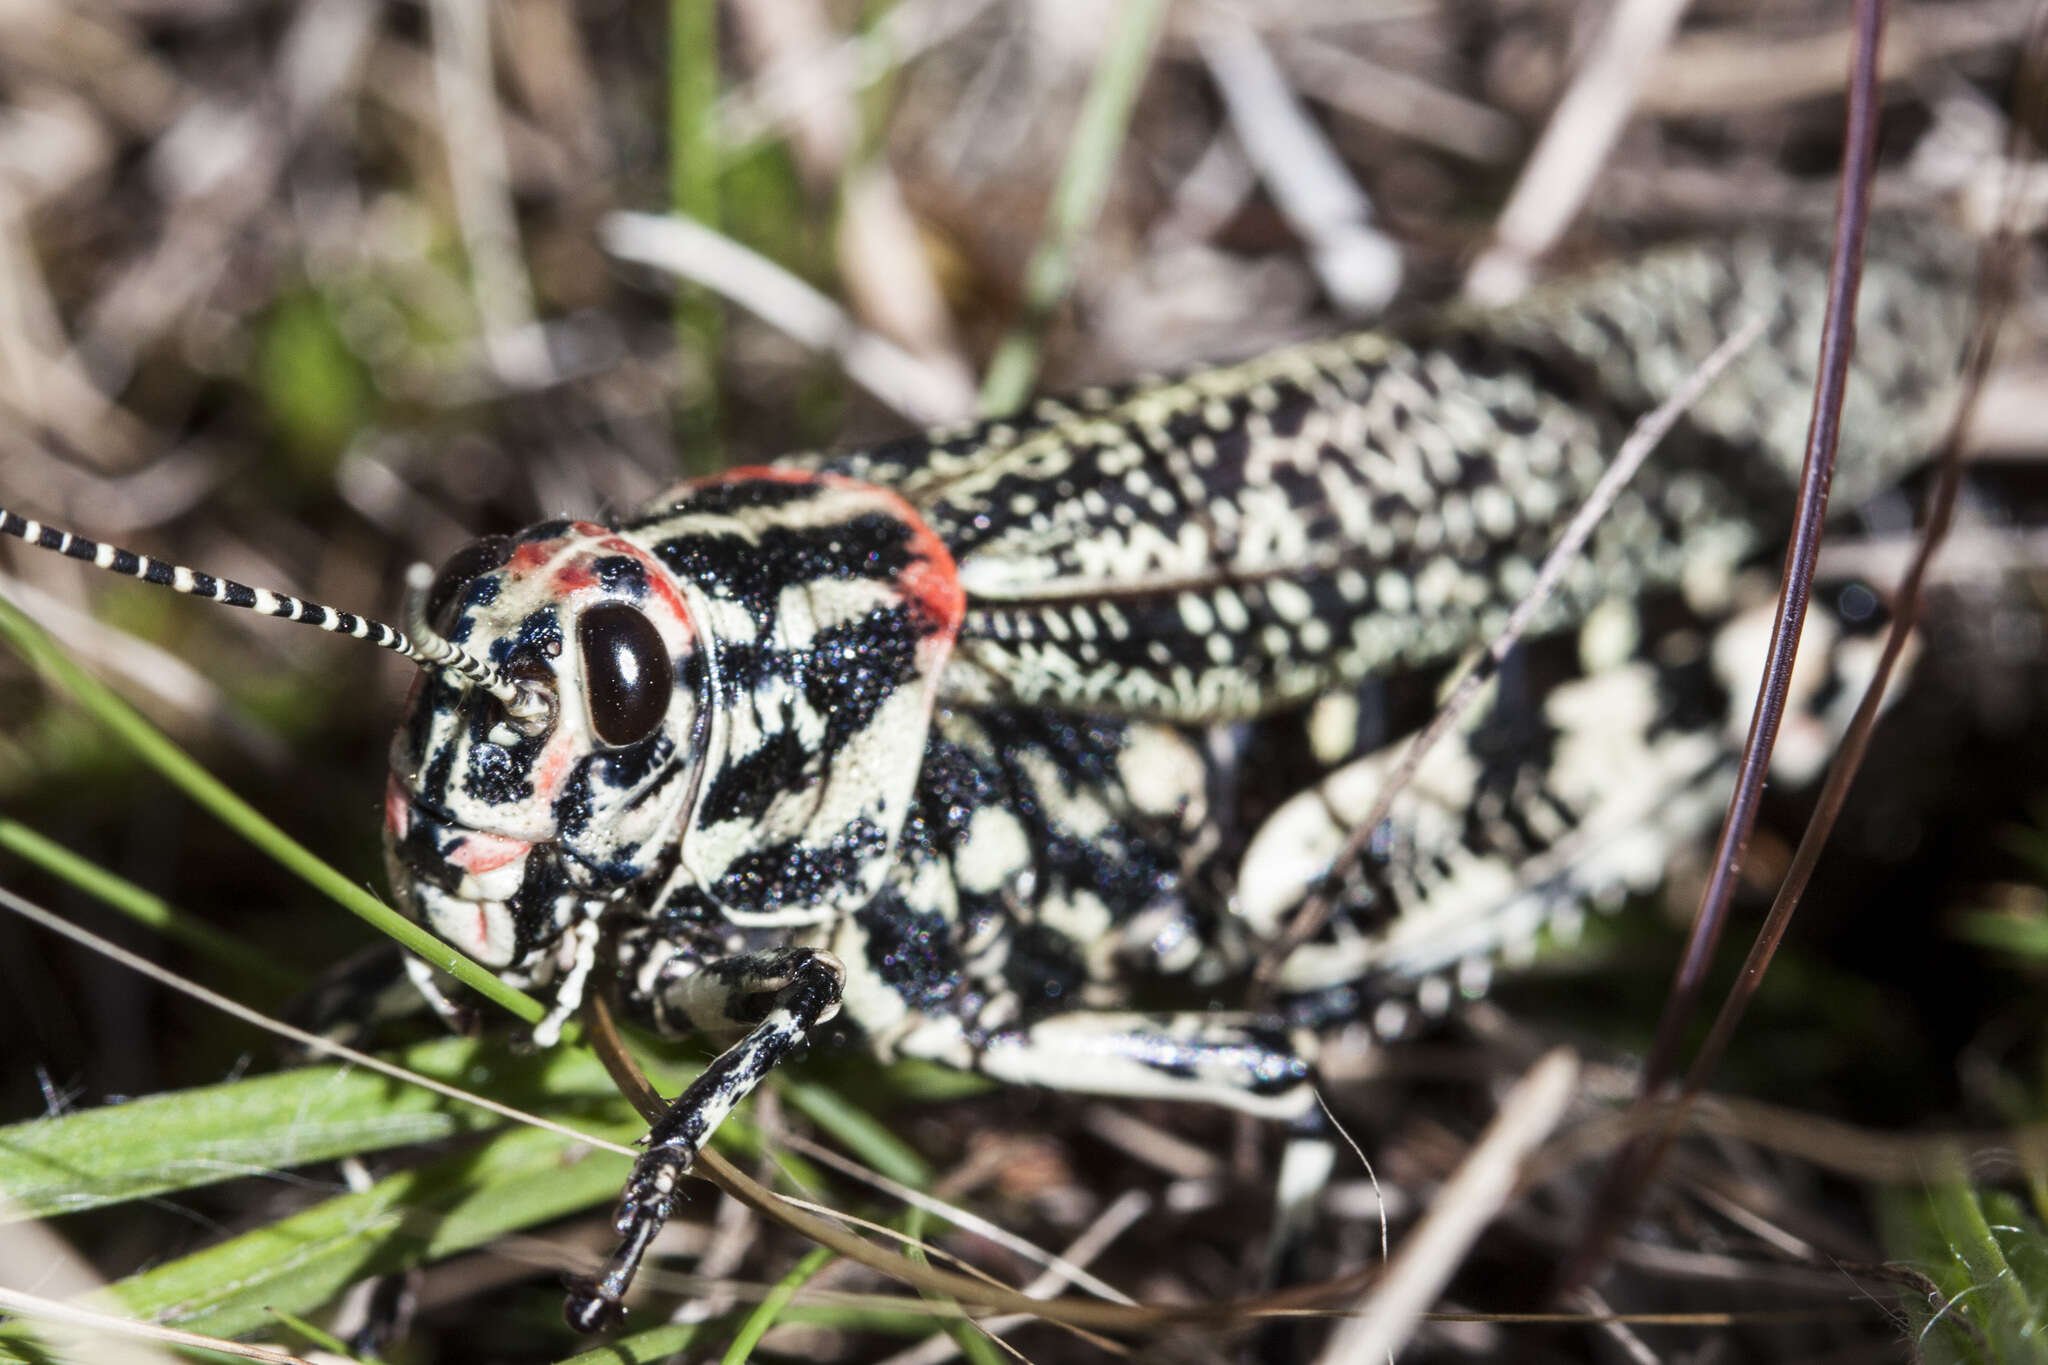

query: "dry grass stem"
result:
(0, 1283), (304, 1365)
(603, 210), (971, 425)
(429, 0), (551, 388)
(1192, 2), (1401, 314)
(1315, 1049), (1580, 1364)
(1641, 0), (2035, 115)
(1465, 0), (1694, 305)
(0, 884), (637, 1160)
(775, 1131), (1139, 1306)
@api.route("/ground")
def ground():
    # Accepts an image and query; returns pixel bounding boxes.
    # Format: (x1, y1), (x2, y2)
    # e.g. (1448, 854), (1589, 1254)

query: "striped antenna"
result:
(1, 507), (552, 728)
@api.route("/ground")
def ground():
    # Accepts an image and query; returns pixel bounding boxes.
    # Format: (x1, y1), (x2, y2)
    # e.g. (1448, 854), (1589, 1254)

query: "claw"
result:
(563, 1148), (688, 1331)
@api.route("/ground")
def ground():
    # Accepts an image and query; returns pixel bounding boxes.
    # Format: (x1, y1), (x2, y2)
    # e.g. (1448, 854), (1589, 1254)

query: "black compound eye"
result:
(426, 534), (513, 633)
(578, 603), (673, 747)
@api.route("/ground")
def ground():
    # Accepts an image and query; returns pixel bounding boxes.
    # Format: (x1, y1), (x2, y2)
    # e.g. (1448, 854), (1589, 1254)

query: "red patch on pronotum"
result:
(691, 465), (825, 489)
(835, 478), (966, 639)
(677, 465), (964, 634)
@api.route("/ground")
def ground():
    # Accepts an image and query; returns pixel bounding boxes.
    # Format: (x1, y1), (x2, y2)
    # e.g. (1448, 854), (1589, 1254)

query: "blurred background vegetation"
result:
(5, 1), (2048, 1361)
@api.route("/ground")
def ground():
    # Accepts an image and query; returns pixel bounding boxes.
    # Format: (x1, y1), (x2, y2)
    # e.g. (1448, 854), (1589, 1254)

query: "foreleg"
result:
(565, 942), (846, 1331)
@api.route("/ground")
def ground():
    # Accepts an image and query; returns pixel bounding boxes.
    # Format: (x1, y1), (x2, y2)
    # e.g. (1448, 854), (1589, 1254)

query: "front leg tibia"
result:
(565, 942), (845, 1332)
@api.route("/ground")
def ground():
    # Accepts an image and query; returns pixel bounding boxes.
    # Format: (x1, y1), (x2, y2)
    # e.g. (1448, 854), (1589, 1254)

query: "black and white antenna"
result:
(1, 507), (550, 727)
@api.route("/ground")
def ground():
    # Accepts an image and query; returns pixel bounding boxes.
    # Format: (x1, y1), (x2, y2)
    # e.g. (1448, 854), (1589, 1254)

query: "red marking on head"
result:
(445, 829), (532, 875)
(509, 541), (556, 574)
(554, 562), (596, 594)
(474, 906), (493, 952)
(532, 738), (575, 799)
(384, 775), (411, 839)
(596, 537), (696, 636)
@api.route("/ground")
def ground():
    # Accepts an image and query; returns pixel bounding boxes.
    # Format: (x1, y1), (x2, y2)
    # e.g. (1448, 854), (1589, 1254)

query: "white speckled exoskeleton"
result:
(0, 224), (1969, 1332)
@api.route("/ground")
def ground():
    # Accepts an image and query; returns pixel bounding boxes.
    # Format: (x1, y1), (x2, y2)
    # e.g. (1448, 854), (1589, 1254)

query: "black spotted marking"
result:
(448, 573), (503, 645)
(806, 610), (922, 753)
(463, 735), (535, 807)
(552, 762), (597, 841)
(400, 677), (451, 781)
(712, 819), (889, 916)
(506, 848), (573, 960)
(698, 722), (813, 827)
(675, 478), (822, 514)
(855, 889), (961, 1014)
(492, 607), (565, 667)
(143, 559), (176, 586)
(395, 808), (467, 894)
(427, 534), (515, 630)
(1003, 921), (1087, 1015)
(221, 581), (257, 608)
(596, 729), (679, 795)
(593, 555), (650, 598)
(646, 512), (922, 625)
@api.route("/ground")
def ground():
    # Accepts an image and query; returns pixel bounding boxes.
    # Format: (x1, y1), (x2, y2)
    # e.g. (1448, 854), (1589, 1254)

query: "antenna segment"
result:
(0, 507), (550, 727)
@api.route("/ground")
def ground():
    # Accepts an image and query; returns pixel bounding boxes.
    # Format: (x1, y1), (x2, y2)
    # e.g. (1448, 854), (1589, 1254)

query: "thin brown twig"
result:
(1559, 5), (2041, 1298)
(1530, 1090), (2048, 1189)
(1558, 0), (1890, 1294)
(1664, 186), (2021, 1165)
(771, 1129), (1138, 1305)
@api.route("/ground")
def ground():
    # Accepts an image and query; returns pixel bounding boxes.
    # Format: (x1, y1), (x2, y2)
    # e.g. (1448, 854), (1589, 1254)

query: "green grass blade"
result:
(558, 1320), (711, 1365)
(779, 1078), (932, 1188)
(719, 1246), (833, 1365)
(0, 593), (543, 1026)
(978, 0), (1168, 414)
(0, 818), (300, 993)
(0, 1037), (621, 1220)
(1886, 1180), (2048, 1365)
(900, 1206), (1005, 1365)
(1956, 908), (2048, 962)
(264, 1308), (359, 1361)
(103, 1123), (639, 1339)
